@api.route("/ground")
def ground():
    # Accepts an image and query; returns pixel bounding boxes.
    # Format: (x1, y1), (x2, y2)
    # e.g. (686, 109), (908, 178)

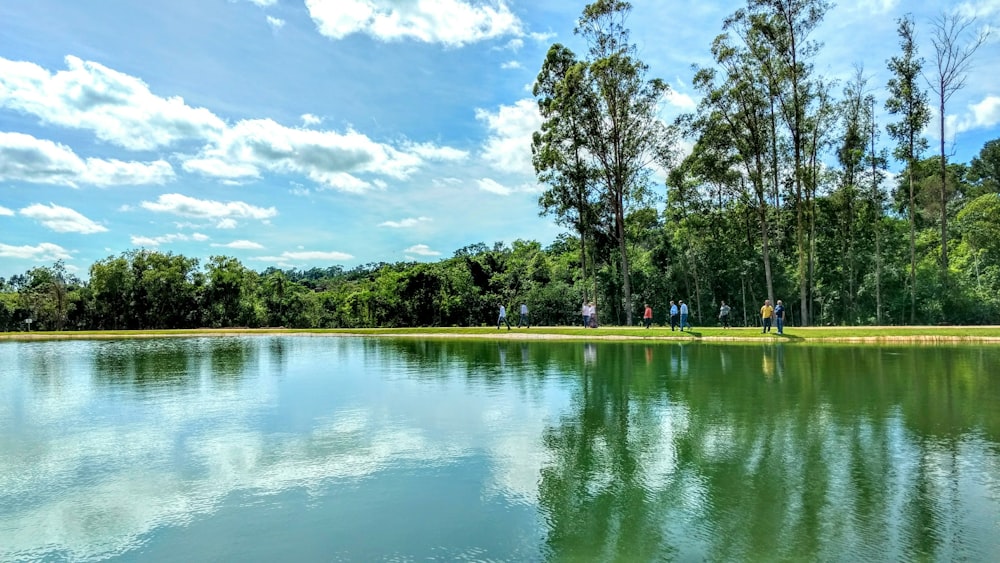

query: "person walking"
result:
(643, 303), (653, 328)
(497, 304), (511, 330)
(719, 301), (731, 328)
(588, 301), (598, 328)
(582, 301), (590, 328)
(669, 300), (679, 331)
(773, 300), (785, 334)
(760, 299), (773, 333)
(518, 303), (529, 328)
(679, 300), (690, 331)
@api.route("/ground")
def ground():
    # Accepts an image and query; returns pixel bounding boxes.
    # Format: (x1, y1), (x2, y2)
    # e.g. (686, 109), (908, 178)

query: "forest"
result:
(2, 0), (999, 331)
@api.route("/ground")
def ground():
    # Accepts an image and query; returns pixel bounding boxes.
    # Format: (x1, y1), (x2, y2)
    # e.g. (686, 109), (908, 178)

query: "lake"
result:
(1, 336), (999, 561)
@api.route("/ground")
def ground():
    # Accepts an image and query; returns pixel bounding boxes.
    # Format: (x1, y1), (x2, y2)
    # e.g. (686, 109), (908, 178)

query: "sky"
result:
(1, 0), (998, 280)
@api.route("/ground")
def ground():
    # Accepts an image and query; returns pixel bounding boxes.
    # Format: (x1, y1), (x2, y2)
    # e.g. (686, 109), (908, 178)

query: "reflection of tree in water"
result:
(267, 336), (288, 374)
(91, 338), (259, 390)
(535, 344), (1000, 560)
(93, 339), (197, 390)
(209, 338), (254, 383)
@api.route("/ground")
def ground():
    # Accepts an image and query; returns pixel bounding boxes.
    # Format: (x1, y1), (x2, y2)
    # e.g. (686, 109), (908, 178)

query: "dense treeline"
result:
(3, 0), (999, 331)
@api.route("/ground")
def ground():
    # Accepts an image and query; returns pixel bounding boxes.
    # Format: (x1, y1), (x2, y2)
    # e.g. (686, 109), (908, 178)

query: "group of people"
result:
(498, 298), (785, 332)
(718, 298), (785, 333)
(640, 300), (693, 330)
(759, 299), (785, 334)
(497, 303), (530, 330)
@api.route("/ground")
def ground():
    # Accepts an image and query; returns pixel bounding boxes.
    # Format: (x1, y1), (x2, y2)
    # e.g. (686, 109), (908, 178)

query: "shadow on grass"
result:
(772, 332), (805, 342)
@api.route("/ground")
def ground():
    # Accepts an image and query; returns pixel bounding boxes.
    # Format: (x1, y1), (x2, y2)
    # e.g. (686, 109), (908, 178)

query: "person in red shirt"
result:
(643, 303), (653, 328)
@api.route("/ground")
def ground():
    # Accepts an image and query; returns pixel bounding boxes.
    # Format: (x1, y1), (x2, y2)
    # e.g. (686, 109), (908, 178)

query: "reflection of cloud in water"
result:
(0, 338), (567, 561)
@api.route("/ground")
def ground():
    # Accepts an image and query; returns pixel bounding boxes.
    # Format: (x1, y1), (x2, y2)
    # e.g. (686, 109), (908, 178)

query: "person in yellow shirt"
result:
(760, 299), (774, 333)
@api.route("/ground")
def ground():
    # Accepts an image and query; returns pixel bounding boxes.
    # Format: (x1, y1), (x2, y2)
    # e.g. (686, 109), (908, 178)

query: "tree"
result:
(968, 138), (1000, 196)
(691, 26), (778, 306)
(572, 0), (675, 325)
(737, 0), (831, 326)
(533, 43), (602, 306)
(886, 14), (931, 324)
(926, 12), (987, 293)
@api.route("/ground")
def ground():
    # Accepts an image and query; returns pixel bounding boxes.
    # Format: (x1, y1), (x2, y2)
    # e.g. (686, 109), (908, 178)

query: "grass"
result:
(4, 324), (1000, 344)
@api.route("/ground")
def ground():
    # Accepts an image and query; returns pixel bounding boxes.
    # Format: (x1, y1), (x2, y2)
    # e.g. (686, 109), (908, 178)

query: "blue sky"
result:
(1, 0), (998, 279)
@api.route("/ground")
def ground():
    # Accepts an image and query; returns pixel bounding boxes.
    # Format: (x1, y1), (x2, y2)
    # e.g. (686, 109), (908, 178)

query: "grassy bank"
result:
(3, 325), (1000, 343)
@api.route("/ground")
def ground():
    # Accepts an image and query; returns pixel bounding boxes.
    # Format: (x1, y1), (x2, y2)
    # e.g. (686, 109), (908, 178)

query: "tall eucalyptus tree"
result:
(533, 44), (602, 305)
(732, 0), (830, 326)
(540, 0), (674, 325)
(885, 15), (930, 323)
(692, 27), (777, 306)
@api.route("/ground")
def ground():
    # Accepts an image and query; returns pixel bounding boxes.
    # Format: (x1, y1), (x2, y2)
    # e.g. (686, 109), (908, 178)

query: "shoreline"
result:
(3, 326), (1000, 345)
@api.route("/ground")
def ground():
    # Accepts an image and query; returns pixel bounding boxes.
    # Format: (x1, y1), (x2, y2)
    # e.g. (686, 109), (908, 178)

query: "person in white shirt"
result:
(582, 301), (590, 328)
(497, 304), (511, 330)
(518, 303), (530, 328)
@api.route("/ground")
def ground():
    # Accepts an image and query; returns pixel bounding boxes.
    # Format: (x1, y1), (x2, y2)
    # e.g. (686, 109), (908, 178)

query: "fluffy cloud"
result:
(2, 57), (461, 191)
(0, 205), (13, 216)
(0, 56), (225, 150)
(130, 232), (209, 247)
(140, 193), (277, 228)
(405, 142), (469, 162)
(378, 216), (432, 228)
(0, 242), (72, 261)
(211, 240), (265, 250)
(181, 119), (435, 192)
(476, 177), (541, 196)
(952, 95), (1000, 135)
(255, 250), (354, 265)
(404, 244), (441, 256)
(475, 98), (542, 175)
(266, 16), (286, 30)
(304, 0), (521, 46)
(0, 132), (174, 187)
(19, 203), (108, 234)
(301, 113), (323, 126)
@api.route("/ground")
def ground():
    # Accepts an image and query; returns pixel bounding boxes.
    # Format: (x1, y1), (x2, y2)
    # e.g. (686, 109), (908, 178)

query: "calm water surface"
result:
(1, 336), (999, 561)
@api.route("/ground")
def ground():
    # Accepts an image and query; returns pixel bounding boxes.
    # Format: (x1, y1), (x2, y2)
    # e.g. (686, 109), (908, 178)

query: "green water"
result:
(1, 337), (999, 562)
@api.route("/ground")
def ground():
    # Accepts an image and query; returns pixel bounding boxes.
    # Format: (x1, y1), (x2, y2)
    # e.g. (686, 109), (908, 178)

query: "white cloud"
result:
(0, 132), (174, 187)
(666, 88), (697, 112)
(403, 244), (441, 256)
(378, 216), (432, 228)
(475, 98), (542, 175)
(301, 113), (323, 126)
(476, 178), (541, 196)
(478, 177), (512, 195)
(0, 241), (72, 261)
(957, 0), (1000, 19)
(952, 95), (1000, 135)
(405, 142), (469, 162)
(129, 232), (209, 247)
(502, 38), (524, 51)
(181, 119), (441, 192)
(266, 16), (285, 30)
(246, 0), (277, 5)
(304, 0), (522, 46)
(140, 194), (277, 229)
(212, 240), (265, 250)
(0, 205), (13, 216)
(19, 203), (108, 234)
(0, 56), (226, 150)
(501, 60), (522, 70)
(256, 250), (354, 263)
